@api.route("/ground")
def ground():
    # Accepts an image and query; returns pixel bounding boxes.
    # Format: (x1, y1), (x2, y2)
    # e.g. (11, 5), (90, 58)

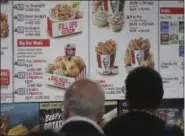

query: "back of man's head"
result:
(125, 67), (164, 110)
(63, 79), (105, 122)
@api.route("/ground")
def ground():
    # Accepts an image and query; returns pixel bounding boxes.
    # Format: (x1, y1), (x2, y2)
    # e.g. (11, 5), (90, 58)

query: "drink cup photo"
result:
(129, 47), (150, 67)
(96, 53), (116, 75)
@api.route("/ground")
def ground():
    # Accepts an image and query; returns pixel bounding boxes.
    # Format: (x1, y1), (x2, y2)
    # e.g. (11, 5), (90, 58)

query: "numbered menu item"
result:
(13, 1), (88, 102)
(0, 103), (40, 136)
(124, 37), (154, 73)
(1, 1), (13, 103)
(40, 103), (63, 132)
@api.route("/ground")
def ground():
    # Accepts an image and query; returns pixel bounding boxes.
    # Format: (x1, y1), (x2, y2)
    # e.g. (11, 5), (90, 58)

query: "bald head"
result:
(63, 79), (105, 122)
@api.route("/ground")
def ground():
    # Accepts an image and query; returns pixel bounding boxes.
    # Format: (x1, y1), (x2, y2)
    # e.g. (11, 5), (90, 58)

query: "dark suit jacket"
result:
(59, 116), (104, 136)
(104, 111), (184, 136)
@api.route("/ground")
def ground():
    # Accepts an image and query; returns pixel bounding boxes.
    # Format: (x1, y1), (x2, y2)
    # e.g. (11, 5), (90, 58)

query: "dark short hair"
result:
(125, 66), (164, 110)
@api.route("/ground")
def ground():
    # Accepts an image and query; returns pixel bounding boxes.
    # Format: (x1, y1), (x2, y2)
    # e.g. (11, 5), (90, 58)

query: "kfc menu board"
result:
(118, 99), (184, 131)
(159, 1), (184, 98)
(13, 1), (88, 102)
(0, 1), (184, 103)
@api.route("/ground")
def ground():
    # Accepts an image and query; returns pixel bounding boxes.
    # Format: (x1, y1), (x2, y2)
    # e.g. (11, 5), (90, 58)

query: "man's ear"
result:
(63, 104), (69, 120)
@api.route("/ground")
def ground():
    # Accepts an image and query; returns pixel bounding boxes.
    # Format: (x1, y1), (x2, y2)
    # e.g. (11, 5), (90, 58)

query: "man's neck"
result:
(69, 114), (98, 122)
(62, 116), (104, 134)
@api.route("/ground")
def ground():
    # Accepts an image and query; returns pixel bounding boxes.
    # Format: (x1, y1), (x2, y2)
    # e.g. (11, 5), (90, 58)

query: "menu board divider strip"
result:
(158, 1), (160, 73)
(12, 0), (15, 103)
(88, 1), (90, 78)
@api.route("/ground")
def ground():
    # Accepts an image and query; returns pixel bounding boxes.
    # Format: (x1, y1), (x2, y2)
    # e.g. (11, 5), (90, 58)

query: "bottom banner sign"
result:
(0, 103), (40, 136)
(118, 99), (184, 130)
(39, 102), (63, 132)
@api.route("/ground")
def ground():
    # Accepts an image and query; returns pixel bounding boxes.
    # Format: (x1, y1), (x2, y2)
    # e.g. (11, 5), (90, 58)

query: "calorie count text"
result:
(25, 95), (50, 101)
(25, 20), (41, 25)
(130, 1), (154, 5)
(130, 7), (150, 12)
(129, 21), (154, 26)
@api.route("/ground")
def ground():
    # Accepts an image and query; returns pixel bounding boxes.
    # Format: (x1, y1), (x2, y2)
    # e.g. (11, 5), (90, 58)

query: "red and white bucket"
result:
(102, 0), (125, 14)
(129, 47), (150, 67)
(96, 53), (116, 74)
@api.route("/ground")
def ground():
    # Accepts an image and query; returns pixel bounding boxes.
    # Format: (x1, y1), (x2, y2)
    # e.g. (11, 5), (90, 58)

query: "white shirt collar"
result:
(61, 116), (104, 134)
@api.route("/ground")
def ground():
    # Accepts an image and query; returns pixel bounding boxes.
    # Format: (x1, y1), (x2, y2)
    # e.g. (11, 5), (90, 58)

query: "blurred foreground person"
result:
(104, 67), (183, 136)
(26, 130), (65, 136)
(60, 79), (105, 136)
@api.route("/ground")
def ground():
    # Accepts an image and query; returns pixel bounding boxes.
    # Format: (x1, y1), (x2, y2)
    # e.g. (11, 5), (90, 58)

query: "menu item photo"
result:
(92, 0), (125, 32)
(124, 37), (155, 73)
(0, 12), (9, 38)
(95, 40), (118, 75)
(47, 2), (83, 38)
(45, 44), (86, 89)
